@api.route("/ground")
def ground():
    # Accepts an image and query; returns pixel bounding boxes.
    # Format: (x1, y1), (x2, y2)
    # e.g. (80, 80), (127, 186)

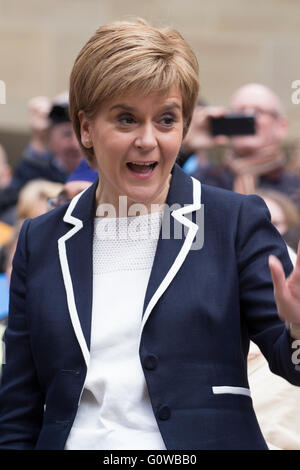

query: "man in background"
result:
(0, 94), (83, 223)
(191, 83), (300, 208)
(9, 94), (83, 192)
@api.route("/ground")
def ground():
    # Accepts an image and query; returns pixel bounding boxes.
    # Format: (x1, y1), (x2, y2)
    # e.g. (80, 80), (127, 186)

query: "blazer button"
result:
(143, 354), (158, 370)
(158, 405), (171, 421)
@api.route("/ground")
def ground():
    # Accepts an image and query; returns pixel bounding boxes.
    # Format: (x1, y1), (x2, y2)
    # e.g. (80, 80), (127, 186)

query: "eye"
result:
(159, 114), (176, 127)
(117, 114), (136, 125)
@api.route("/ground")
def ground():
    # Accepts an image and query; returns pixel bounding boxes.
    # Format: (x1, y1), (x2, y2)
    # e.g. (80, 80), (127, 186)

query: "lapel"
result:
(57, 180), (98, 368)
(140, 164), (201, 335)
(57, 164), (201, 367)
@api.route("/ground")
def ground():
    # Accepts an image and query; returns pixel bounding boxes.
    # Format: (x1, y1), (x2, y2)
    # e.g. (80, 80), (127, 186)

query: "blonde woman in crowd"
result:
(0, 179), (63, 375)
(16, 179), (64, 220)
(256, 188), (300, 263)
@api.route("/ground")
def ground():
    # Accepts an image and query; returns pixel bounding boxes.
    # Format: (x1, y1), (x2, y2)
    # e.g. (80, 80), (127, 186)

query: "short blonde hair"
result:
(69, 18), (200, 165)
(17, 179), (64, 220)
(255, 188), (300, 230)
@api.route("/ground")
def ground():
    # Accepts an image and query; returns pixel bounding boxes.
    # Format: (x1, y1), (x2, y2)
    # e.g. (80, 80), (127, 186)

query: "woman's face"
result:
(79, 87), (183, 212)
(263, 196), (288, 235)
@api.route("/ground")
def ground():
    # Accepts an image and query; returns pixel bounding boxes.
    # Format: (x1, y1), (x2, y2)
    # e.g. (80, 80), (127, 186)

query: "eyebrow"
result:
(109, 102), (182, 112)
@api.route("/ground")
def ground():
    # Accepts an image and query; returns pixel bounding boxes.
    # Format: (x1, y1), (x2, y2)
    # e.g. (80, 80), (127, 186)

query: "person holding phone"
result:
(0, 19), (300, 451)
(191, 84), (300, 206)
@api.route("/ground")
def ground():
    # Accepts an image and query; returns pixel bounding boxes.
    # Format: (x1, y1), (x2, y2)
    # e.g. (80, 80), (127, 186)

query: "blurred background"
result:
(0, 0), (300, 165)
(1, 3), (300, 448)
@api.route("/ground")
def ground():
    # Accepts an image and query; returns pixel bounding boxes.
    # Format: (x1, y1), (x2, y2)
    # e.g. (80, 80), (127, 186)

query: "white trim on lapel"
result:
(58, 189), (90, 368)
(140, 177), (201, 336)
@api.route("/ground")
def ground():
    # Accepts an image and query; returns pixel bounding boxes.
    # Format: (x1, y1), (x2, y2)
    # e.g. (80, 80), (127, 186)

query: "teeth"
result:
(130, 162), (155, 166)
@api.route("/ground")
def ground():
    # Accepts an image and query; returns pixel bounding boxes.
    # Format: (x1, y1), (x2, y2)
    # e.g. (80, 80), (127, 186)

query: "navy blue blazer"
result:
(0, 163), (299, 450)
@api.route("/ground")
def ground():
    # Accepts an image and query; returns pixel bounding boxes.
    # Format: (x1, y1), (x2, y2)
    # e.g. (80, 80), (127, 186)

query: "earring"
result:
(85, 139), (92, 148)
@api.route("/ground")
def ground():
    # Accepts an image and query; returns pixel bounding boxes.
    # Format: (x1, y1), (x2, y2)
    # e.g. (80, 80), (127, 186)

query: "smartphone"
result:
(210, 113), (256, 137)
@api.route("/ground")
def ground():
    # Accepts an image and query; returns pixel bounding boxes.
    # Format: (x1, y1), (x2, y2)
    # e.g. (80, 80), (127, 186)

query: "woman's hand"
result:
(269, 242), (300, 338)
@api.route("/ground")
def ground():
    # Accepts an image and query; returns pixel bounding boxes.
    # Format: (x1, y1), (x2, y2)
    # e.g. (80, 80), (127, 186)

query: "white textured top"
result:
(65, 212), (167, 450)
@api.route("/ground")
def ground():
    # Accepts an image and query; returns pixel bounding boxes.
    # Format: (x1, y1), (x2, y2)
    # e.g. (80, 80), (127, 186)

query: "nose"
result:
(134, 123), (158, 151)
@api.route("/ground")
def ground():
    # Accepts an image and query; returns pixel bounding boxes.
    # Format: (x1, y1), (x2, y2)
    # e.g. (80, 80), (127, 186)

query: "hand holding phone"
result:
(210, 113), (256, 137)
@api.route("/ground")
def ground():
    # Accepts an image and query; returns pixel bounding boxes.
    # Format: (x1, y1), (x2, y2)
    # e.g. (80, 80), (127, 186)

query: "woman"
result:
(255, 188), (300, 265)
(0, 18), (300, 451)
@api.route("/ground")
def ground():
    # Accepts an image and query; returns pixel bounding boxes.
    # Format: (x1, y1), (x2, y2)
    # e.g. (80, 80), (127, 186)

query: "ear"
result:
(78, 110), (93, 148)
(277, 116), (288, 140)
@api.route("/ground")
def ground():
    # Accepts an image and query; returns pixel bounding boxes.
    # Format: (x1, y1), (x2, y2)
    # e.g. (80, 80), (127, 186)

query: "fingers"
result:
(269, 251), (300, 325)
(205, 106), (227, 119)
(204, 107), (229, 146)
(288, 242), (300, 297)
(269, 254), (286, 297)
(214, 135), (229, 146)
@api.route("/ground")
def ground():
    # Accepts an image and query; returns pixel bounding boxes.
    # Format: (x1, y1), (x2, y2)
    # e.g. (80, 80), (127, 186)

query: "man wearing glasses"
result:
(191, 83), (300, 206)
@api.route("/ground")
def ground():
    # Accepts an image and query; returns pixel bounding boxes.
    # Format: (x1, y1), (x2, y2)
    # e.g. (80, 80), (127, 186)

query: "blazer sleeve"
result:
(236, 194), (300, 386)
(0, 219), (44, 449)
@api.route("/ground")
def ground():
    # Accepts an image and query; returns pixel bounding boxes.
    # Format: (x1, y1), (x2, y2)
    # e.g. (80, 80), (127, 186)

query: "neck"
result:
(95, 175), (172, 218)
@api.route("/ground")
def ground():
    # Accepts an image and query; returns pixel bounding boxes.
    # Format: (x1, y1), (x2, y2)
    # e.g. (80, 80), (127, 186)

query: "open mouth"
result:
(126, 161), (158, 174)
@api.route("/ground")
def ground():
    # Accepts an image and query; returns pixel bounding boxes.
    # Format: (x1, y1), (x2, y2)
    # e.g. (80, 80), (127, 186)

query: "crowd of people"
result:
(0, 19), (300, 449)
(2, 84), (300, 279)
(182, 83), (300, 254)
(0, 93), (83, 326)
